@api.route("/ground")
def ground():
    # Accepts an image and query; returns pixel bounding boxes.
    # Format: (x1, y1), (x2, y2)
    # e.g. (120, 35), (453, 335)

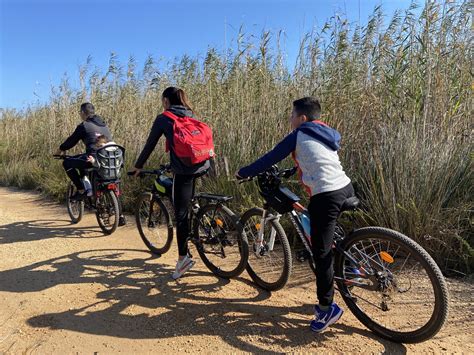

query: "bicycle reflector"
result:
(292, 202), (305, 212)
(380, 251), (394, 263)
(255, 223), (261, 230)
(215, 218), (224, 227)
(107, 183), (117, 190)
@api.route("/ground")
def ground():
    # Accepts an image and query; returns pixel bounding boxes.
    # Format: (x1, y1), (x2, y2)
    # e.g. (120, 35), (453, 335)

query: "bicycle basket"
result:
(260, 186), (300, 214)
(95, 145), (125, 180)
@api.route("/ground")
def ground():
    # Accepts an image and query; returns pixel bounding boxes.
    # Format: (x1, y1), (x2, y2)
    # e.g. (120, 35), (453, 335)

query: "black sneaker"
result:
(71, 191), (86, 201)
(118, 215), (127, 226)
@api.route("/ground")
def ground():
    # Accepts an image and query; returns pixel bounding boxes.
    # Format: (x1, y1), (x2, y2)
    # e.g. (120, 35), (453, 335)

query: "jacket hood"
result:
(86, 115), (107, 127)
(297, 121), (341, 151)
(167, 105), (193, 117)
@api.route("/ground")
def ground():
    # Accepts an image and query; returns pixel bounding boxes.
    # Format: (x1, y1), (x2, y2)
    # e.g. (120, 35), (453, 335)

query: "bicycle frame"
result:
(55, 155), (121, 206)
(138, 167), (227, 244)
(256, 199), (371, 286)
(85, 170), (121, 206)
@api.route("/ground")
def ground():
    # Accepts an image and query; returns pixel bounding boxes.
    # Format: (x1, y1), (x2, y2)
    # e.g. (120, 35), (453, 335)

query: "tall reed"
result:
(1, 1), (472, 273)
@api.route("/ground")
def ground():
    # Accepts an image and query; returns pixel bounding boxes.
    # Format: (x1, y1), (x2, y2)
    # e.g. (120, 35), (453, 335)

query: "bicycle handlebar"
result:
(53, 154), (74, 160)
(237, 166), (297, 184)
(127, 164), (171, 177)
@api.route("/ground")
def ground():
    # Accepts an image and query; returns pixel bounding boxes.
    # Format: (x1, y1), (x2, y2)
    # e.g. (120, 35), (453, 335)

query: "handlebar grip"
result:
(236, 176), (253, 184)
(53, 154), (71, 159)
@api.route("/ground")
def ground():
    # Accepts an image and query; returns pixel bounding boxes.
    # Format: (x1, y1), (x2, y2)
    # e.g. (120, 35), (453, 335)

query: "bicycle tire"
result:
(135, 192), (173, 255)
(335, 227), (449, 343)
(96, 190), (120, 235)
(241, 207), (292, 291)
(194, 203), (248, 279)
(66, 182), (84, 224)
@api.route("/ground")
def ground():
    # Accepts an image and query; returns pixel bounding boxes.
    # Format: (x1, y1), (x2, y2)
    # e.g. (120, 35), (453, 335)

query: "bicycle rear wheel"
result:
(241, 208), (292, 291)
(95, 190), (119, 235)
(335, 227), (449, 343)
(66, 182), (84, 224)
(194, 203), (248, 279)
(136, 192), (173, 255)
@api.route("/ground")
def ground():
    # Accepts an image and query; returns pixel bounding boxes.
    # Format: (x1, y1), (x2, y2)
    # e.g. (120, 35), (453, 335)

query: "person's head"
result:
(290, 97), (322, 130)
(79, 102), (95, 120)
(95, 134), (109, 148)
(161, 87), (192, 111)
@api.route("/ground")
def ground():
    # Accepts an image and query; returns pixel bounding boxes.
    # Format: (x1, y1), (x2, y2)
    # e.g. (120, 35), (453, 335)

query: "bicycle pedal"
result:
(296, 249), (311, 262)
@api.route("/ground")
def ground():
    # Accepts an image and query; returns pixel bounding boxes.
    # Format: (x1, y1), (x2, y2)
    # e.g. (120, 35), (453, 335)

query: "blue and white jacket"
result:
(238, 121), (351, 196)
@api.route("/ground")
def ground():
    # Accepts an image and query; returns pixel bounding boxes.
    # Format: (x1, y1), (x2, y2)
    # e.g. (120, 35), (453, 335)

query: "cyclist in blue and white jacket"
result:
(236, 97), (355, 333)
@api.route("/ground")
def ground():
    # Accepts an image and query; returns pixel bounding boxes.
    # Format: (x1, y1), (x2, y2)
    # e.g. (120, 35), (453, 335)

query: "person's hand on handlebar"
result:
(130, 167), (142, 177)
(54, 149), (65, 157)
(235, 171), (245, 180)
(235, 170), (254, 184)
(280, 166), (298, 178)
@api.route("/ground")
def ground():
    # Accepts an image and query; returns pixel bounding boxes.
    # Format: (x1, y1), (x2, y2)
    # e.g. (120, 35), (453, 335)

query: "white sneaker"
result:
(172, 256), (196, 280)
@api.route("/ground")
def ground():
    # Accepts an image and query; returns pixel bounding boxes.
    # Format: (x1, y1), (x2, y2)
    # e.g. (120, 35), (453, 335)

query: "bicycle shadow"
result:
(0, 219), (104, 244)
(0, 248), (406, 352)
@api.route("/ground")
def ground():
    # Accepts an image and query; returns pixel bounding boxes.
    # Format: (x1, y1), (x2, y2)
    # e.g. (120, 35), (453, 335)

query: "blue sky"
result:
(0, 0), (413, 110)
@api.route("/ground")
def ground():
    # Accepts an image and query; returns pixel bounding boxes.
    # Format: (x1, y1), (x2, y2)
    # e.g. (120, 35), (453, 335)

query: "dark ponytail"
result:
(162, 87), (193, 111)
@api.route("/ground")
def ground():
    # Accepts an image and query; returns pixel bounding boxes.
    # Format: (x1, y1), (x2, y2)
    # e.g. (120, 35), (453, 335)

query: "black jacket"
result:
(59, 115), (112, 154)
(135, 105), (210, 175)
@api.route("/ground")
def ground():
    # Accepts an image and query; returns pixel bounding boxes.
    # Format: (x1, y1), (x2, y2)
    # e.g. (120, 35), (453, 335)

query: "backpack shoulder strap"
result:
(162, 111), (180, 120)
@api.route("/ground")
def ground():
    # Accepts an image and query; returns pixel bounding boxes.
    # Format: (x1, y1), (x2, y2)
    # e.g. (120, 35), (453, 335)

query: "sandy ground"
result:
(0, 187), (472, 354)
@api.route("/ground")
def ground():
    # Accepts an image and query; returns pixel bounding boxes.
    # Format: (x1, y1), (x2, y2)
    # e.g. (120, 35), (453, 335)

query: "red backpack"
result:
(162, 110), (215, 166)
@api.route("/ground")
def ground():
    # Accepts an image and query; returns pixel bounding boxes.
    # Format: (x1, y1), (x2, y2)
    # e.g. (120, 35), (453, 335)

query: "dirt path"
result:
(0, 187), (472, 354)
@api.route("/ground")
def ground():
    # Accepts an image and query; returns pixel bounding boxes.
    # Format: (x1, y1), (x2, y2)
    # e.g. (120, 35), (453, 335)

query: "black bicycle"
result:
(239, 165), (449, 343)
(54, 145), (124, 234)
(129, 165), (249, 279)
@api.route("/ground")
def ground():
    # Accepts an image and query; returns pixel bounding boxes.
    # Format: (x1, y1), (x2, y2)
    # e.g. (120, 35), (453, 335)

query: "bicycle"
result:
(128, 165), (249, 279)
(53, 144), (124, 234)
(238, 165), (448, 343)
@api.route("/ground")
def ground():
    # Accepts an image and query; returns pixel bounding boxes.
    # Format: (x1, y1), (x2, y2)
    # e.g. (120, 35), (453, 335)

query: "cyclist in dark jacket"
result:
(56, 102), (126, 225)
(130, 87), (210, 280)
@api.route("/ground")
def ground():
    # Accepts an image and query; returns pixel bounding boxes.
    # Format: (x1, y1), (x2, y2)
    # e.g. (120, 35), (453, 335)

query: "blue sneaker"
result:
(310, 303), (344, 332)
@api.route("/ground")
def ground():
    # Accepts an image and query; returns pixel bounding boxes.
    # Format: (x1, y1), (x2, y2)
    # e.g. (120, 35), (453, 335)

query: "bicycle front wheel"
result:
(95, 190), (119, 235)
(194, 204), (248, 279)
(66, 182), (84, 224)
(241, 208), (292, 291)
(335, 227), (449, 343)
(135, 192), (173, 255)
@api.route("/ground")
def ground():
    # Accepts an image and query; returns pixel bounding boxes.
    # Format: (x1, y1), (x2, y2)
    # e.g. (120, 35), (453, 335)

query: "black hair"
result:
(292, 97), (321, 121)
(80, 102), (95, 117)
(162, 87), (193, 111)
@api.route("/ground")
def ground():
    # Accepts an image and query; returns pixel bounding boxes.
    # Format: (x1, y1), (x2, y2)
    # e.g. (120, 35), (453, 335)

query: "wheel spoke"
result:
(137, 195), (171, 253)
(337, 229), (447, 340)
(196, 205), (244, 277)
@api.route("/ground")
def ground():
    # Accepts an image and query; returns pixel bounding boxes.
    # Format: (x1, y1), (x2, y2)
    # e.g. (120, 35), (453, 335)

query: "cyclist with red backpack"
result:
(131, 87), (214, 279)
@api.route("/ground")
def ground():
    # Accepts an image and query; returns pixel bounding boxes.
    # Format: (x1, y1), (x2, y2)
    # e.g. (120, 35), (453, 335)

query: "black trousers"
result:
(62, 154), (91, 190)
(172, 174), (196, 256)
(63, 154), (124, 218)
(308, 183), (354, 306)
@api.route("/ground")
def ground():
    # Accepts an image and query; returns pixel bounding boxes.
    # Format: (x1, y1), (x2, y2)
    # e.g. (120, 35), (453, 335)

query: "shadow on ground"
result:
(0, 246), (406, 353)
(0, 219), (104, 244)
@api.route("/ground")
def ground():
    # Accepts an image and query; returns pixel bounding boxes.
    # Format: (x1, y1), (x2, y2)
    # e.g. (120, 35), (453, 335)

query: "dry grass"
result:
(0, 1), (472, 273)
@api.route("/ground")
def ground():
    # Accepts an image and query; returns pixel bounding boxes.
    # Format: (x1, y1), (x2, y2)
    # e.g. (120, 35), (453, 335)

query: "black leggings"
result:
(308, 183), (354, 307)
(62, 154), (92, 190)
(172, 174), (196, 256)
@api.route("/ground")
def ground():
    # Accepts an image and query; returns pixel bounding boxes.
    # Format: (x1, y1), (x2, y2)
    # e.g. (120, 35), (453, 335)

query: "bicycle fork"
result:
(255, 209), (279, 256)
